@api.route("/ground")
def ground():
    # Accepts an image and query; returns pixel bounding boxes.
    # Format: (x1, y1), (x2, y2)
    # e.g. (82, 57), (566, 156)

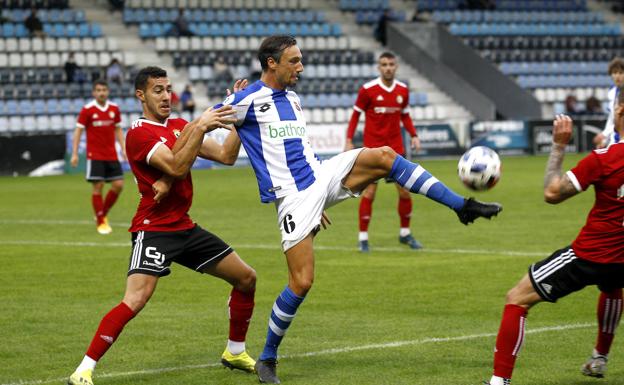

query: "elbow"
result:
(222, 156), (236, 166)
(543, 190), (561, 204)
(170, 168), (188, 180)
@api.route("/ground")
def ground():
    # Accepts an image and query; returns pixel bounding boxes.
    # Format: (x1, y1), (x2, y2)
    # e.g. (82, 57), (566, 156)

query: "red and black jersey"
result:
(125, 117), (195, 232)
(76, 100), (121, 161)
(568, 142), (624, 263)
(346, 78), (416, 155)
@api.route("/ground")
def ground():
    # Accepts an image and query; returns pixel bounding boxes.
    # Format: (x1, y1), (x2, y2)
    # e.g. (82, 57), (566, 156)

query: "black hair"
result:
(257, 35), (297, 71)
(134, 66), (167, 91)
(92, 79), (108, 90)
(379, 51), (396, 60)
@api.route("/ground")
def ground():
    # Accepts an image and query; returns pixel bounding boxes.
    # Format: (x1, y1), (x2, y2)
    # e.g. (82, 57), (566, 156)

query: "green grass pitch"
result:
(1, 154), (623, 385)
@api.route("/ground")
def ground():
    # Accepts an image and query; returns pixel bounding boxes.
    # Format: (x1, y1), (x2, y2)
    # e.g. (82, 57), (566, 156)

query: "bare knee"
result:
(234, 267), (257, 293)
(123, 289), (152, 313)
(111, 180), (124, 193)
(290, 275), (314, 297)
(376, 146), (398, 170)
(92, 181), (104, 194)
(362, 184), (377, 200)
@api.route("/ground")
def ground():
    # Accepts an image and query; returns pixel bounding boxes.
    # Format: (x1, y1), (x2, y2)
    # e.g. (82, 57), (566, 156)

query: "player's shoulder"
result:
(362, 78), (380, 90)
(108, 101), (120, 109)
(81, 100), (96, 110)
(222, 80), (267, 106)
(395, 79), (408, 90)
(608, 86), (618, 97)
(166, 117), (188, 129)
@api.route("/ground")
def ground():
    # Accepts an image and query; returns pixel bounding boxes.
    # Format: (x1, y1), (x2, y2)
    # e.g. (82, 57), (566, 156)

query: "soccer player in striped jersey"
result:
(70, 79), (125, 235)
(593, 57), (624, 149)
(485, 113), (624, 385)
(67, 67), (257, 385)
(345, 51), (422, 252)
(214, 35), (502, 384)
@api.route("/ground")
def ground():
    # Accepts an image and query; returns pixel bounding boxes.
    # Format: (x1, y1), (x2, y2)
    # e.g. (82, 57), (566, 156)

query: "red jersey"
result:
(125, 117), (195, 232)
(346, 78), (416, 155)
(568, 143), (624, 264)
(76, 100), (121, 161)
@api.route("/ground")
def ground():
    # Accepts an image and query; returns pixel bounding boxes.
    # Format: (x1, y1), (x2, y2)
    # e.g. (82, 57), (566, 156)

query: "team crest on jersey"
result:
(396, 95), (403, 104)
(173, 129), (181, 138)
(109, 111), (115, 119)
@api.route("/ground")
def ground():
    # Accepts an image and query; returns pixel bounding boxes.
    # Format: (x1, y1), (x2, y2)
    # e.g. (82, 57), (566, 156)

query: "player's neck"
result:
(95, 99), (107, 108)
(381, 78), (394, 88)
(142, 110), (167, 124)
(260, 73), (286, 91)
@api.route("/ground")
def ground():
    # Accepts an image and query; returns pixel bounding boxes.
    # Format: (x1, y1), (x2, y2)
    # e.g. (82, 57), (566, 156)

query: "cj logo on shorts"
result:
(145, 246), (165, 266)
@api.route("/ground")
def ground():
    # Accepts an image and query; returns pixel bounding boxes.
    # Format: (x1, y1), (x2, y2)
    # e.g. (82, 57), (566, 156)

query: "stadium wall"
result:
(387, 22), (542, 120)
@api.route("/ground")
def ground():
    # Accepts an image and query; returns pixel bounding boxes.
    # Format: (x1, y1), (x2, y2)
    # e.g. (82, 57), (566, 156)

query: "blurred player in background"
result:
(68, 67), (257, 385)
(485, 112), (624, 385)
(216, 35), (502, 384)
(345, 51), (422, 252)
(71, 79), (125, 235)
(592, 57), (624, 148)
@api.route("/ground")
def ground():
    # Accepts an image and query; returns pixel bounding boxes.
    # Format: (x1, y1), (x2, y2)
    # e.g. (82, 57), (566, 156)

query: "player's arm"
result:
(543, 114), (579, 204)
(198, 129), (241, 165)
(149, 105), (237, 179)
(345, 87), (369, 151)
(70, 124), (84, 167)
(114, 124), (127, 161)
(401, 111), (420, 151)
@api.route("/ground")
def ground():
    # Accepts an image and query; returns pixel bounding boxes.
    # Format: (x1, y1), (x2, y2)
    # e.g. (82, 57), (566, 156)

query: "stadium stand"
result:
(419, 0), (619, 115)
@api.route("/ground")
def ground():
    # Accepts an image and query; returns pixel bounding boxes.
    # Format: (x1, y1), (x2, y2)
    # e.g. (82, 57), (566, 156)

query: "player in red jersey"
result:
(71, 79), (125, 235)
(68, 67), (257, 385)
(484, 113), (624, 385)
(344, 51), (422, 252)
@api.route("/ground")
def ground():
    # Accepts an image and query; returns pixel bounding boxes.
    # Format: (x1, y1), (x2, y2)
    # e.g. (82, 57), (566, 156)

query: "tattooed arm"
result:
(543, 115), (580, 204)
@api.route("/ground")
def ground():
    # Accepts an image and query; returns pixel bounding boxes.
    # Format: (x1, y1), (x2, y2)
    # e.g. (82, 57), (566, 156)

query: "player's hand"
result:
(70, 153), (78, 168)
(320, 211), (332, 230)
(200, 105), (238, 132)
(344, 139), (354, 152)
(593, 133), (606, 149)
(552, 114), (573, 146)
(227, 79), (248, 96)
(410, 136), (421, 151)
(152, 178), (172, 203)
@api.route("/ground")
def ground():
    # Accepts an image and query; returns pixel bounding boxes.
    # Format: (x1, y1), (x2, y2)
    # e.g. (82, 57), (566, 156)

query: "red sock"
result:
(228, 288), (255, 342)
(398, 197), (412, 228)
(92, 193), (104, 225)
(596, 289), (623, 355)
(493, 304), (528, 379)
(359, 197), (373, 232)
(103, 190), (120, 216)
(85, 302), (136, 361)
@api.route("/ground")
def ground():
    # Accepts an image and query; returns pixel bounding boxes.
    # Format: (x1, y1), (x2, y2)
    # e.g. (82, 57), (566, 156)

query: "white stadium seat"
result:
(6, 38), (17, 52)
(86, 52), (99, 67)
(57, 38), (69, 52)
(9, 53), (22, 67)
(48, 53), (61, 67)
(70, 38), (81, 52)
(155, 37), (166, 52)
(50, 115), (64, 131)
(0, 117), (9, 133)
(23, 116), (36, 132)
(166, 37), (178, 51)
(19, 38), (31, 52)
(9, 116), (23, 132)
(106, 37), (118, 51)
(36, 116), (51, 131)
(0, 54), (8, 67)
(63, 115), (75, 131)
(179, 37), (190, 51)
(94, 37), (107, 52)
(44, 38), (57, 52)
(35, 52), (47, 67)
(190, 36), (202, 51)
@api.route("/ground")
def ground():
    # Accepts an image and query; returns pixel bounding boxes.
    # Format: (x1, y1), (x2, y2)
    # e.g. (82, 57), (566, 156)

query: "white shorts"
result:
(275, 148), (364, 251)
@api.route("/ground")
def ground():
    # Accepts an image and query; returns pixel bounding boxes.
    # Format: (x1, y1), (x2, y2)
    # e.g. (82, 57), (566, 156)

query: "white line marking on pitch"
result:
(0, 239), (548, 257)
(0, 322), (592, 385)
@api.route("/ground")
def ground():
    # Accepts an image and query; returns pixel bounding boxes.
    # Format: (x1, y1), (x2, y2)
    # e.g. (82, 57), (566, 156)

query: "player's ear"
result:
(267, 56), (277, 69)
(135, 89), (144, 102)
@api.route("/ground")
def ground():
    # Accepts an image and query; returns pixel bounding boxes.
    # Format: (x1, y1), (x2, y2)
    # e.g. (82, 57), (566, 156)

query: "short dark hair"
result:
(134, 66), (167, 91)
(608, 57), (624, 75)
(379, 51), (396, 60)
(257, 35), (297, 71)
(92, 79), (108, 90)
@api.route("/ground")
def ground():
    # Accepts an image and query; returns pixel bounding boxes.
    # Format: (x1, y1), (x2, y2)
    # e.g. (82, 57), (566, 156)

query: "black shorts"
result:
(86, 159), (123, 182)
(128, 224), (232, 277)
(528, 245), (624, 302)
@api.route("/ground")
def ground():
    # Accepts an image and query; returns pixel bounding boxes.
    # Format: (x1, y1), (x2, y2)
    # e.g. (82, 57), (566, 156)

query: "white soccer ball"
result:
(457, 146), (501, 191)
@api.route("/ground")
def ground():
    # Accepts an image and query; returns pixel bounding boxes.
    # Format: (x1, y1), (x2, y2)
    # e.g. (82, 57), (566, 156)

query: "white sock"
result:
(358, 231), (368, 241)
(227, 340), (246, 355)
(76, 355), (97, 373)
(593, 348), (608, 358)
(489, 375), (510, 385)
(399, 228), (411, 237)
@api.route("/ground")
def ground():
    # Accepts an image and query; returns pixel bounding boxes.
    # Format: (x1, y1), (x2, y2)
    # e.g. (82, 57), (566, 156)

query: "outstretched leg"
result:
(202, 251), (257, 373)
(256, 234), (314, 384)
(489, 274), (542, 385)
(344, 147), (501, 224)
(358, 183), (376, 252)
(68, 274), (157, 385)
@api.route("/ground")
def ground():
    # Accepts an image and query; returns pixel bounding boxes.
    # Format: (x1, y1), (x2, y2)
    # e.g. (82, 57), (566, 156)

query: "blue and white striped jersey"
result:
(216, 80), (322, 203)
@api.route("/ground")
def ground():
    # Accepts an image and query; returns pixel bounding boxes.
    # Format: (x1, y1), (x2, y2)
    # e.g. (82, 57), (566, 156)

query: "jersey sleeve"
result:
(114, 106), (122, 126)
(126, 127), (163, 165)
(214, 92), (251, 127)
(567, 151), (602, 191)
(76, 107), (89, 128)
(353, 86), (369, 113)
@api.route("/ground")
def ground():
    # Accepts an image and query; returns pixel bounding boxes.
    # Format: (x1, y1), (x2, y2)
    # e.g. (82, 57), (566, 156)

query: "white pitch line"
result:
(0, 322), (592, 385)
(0, 219), (130, 227)
(0, 239), (548, 257)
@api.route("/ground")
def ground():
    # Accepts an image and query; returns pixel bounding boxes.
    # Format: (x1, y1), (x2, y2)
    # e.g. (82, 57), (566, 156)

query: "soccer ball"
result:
(457, 146), (501, 191)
